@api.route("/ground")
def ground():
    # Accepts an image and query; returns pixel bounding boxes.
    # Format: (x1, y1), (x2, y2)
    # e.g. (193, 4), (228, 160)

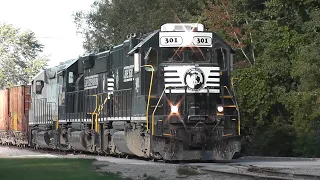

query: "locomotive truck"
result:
(0, 23), (241, 161)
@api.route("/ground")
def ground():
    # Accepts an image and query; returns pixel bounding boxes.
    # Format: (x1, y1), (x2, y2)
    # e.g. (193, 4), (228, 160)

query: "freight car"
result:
(2, 23), (242, 161)
(0, 85), (30, 147)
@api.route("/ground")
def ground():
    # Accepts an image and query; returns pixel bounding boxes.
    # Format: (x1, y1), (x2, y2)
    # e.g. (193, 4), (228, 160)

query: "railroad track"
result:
(190, 164), (320, 180)
(0, 143), (237, 163)
(0, 143), (109, 158)
(2, 144), (320, 180)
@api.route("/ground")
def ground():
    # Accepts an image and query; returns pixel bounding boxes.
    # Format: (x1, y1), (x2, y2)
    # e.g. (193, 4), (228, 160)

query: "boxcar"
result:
(0, 89), (9, 144)
(0, 85), (30, 146)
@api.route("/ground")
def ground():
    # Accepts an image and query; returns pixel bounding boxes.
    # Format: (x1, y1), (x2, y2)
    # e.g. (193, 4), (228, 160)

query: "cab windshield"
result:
(161, 47), (211, 63)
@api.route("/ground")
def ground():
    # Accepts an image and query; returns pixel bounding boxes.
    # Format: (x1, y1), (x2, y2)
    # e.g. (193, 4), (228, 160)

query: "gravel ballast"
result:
(1, 146), (320, 180)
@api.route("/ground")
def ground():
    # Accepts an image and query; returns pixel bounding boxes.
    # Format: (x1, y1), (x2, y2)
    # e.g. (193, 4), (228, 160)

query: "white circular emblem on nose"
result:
(184, 68), (205, 91)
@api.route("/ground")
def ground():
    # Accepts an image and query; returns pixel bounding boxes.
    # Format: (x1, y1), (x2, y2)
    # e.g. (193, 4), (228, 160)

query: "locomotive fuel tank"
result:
(112, 131), (135, 155)
(67, 129), (96, 152)
(111, 128), (151, 157)
(33, 130), (53, 149)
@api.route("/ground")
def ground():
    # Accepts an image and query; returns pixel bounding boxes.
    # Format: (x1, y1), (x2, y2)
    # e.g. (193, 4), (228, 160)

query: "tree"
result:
(203, 0), (257, 67)
(73, 0), (207, 52)
(0, 23), (48, 88)
(286, 8), (320, 157)
(203, 0), (320, 157)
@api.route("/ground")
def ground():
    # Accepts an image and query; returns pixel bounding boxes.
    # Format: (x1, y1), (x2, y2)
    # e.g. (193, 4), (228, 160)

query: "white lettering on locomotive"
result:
(160, 36), (183, 46)
(159, 32), (213, 47)
(84, 74), (99, 90)
(123, 65), (134, 82)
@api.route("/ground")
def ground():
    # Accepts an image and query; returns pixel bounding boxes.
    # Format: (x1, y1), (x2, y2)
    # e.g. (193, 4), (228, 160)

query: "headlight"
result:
(217, 106), (224, 113)
(171, 105), (179, 114)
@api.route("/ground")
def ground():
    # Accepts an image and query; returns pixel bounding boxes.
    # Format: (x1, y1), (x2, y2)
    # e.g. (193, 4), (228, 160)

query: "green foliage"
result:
(0, 23), (48, 88)
(244, 122), (296, 156)
(216, 0), (320, 157)
(73, 0), (207, 52)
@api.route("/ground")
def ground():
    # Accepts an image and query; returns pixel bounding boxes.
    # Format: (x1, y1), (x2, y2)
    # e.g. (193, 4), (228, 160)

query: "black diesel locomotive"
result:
(29, 23), (241, 161)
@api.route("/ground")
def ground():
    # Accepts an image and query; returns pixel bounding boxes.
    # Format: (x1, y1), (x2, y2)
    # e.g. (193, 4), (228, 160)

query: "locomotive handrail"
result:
(109, 89), (132, 118)
(87, 94), (98, 131)
(95, 92), (111, 132)
(151, 86), (168, 136)
(85, 93), (108, 133)
(86, 89), (132, 133)
(142, 65), (154, 133)
(55, 116), (59, 130)
(223, 85), (241, 135)
(223, 86), (238, 111)
(44, 101), (57, 130)
(87, 88), (131, 132)
(230, 78), (241, 135)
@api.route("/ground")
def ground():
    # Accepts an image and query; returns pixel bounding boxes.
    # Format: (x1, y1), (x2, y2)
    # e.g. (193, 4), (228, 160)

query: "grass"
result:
(0, 158), (123, 180)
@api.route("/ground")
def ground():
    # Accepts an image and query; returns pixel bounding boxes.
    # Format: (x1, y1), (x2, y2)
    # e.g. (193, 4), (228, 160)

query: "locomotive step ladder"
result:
(220, 78), (241, 135)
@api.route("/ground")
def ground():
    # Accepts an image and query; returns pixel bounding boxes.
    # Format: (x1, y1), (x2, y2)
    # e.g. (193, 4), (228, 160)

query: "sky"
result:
(0, 0), (95, 67)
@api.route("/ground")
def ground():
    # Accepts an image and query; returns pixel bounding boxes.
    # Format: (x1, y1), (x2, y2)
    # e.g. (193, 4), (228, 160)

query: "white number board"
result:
(123, 65), (134, 82)
(84, 74), (98, 90)
(159, 32), (212, 47)
(160, 36), (183, 46)
(193, 36), (212, 46)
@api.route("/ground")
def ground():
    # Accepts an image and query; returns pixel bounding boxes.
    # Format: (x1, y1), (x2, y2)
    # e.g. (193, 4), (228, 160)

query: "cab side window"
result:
(145, 48), (158, 71)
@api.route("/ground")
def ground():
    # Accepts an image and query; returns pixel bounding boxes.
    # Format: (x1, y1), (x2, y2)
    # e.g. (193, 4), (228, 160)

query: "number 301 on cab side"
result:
(160, 36), (183, 46)
(192, 36), (212, 46)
